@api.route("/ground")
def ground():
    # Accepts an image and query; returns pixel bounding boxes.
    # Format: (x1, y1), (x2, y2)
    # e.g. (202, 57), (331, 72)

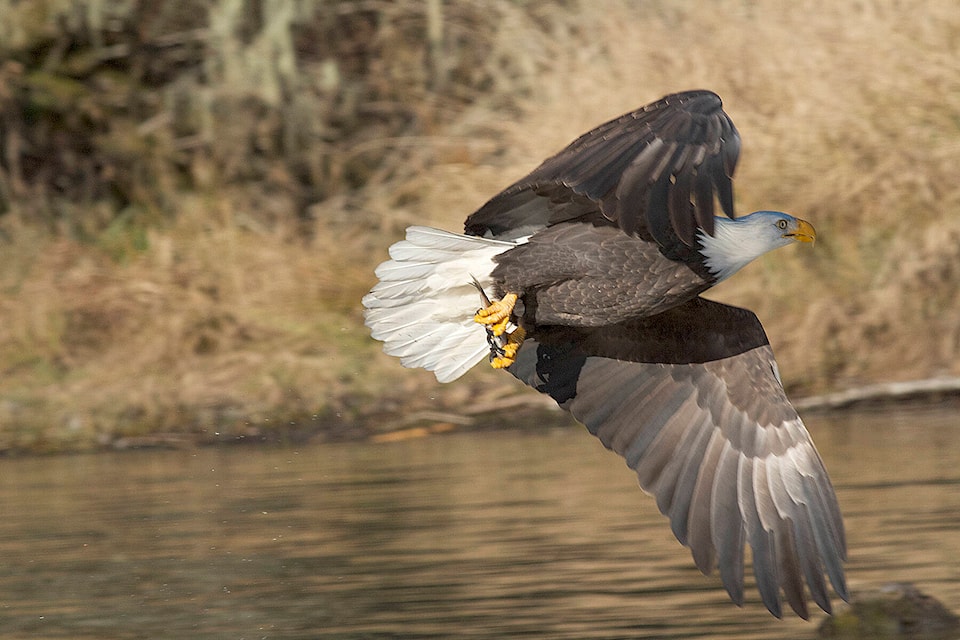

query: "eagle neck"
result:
(697, 216), (774, 282)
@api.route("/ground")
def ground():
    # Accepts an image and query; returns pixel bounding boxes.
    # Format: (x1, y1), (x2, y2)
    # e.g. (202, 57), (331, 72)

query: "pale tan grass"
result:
(2, 1), (959, 450)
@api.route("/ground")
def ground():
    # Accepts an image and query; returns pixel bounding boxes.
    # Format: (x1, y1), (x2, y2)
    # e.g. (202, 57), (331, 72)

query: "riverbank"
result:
(2, 2), (959, 454)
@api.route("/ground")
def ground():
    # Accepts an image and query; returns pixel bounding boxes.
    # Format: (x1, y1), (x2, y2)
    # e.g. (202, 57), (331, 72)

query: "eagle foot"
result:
(486, 326), (526, 369)
(474, 292), (519, 336)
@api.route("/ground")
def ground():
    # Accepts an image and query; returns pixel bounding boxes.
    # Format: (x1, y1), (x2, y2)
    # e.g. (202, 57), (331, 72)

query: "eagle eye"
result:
(776, 219), (788, 230)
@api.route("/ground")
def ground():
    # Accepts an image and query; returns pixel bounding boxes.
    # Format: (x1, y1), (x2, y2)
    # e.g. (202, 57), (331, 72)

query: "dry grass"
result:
(1, 1), (959, 452)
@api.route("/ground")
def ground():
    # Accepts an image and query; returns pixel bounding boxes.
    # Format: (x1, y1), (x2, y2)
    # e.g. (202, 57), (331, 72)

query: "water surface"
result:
(0, 407), (958, 638)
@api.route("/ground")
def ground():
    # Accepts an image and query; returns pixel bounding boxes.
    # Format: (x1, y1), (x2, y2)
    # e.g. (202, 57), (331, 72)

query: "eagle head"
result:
(698, 211), (816, 282)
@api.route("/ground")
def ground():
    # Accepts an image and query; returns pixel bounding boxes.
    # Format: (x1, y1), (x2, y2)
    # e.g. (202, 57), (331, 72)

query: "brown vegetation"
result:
(1, 1), (959, 453)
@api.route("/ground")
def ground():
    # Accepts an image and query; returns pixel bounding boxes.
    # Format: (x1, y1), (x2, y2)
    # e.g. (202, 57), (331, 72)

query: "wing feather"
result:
(688, 429), (724, 573)
(465, 90), (741, 251)
(750, 458), (785, 616)
(507, 297), (847, 618)
(647, 407), (708, 514)
(712, 440), (745, 605)
(632, 393), (700, 489)
(666, 411), (716, 545)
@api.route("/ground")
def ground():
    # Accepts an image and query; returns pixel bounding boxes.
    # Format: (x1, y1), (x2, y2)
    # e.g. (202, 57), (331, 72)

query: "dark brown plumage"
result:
(465, 89), (739, 255)
(489, 219), (715, 327)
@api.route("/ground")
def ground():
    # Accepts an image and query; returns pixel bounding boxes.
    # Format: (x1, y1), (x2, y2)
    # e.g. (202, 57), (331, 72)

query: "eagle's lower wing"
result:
(507, 298), (847, 619)
(465, 90), (740, 251)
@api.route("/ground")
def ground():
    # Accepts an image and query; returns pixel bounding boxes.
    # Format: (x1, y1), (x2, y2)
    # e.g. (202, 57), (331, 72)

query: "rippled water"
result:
(0, 407), (958, 639)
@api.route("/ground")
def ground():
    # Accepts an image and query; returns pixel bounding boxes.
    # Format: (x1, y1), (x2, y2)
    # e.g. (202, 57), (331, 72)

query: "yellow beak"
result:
(785, 218), (816, 243)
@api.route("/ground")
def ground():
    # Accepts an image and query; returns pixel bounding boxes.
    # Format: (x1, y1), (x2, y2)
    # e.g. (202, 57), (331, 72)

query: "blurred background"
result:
(1, 1), (959, 452)
(2, 2), (960, 638)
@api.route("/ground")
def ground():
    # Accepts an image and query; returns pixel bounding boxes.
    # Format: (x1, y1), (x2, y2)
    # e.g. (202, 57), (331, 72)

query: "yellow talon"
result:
(474, 292), (519, 337)
(490, 326), (526, 369)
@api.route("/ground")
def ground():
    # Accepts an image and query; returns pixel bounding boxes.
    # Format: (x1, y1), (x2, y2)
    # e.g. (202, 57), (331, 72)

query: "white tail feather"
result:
(362, 226), (520, 383)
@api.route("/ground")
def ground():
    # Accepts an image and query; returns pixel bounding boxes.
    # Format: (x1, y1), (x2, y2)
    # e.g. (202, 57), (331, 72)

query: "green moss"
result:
(96, 208), (152, 262)
(819, 584), (960, 639)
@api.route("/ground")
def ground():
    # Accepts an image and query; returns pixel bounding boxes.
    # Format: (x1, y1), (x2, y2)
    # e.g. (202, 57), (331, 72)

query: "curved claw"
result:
(474, 293), (519, 337)
(490, 326), (526, 369)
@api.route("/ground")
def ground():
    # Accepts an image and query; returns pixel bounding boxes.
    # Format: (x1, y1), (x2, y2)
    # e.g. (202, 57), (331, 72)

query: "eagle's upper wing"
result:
(507, 297), (848, 619)
(464, 90), (740, 251)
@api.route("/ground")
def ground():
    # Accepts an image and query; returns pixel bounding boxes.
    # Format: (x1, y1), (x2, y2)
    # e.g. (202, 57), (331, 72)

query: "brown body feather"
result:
(491, 219), (715, 326)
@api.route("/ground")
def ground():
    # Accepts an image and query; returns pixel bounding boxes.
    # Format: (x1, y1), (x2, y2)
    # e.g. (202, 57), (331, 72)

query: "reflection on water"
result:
(0, 407), (958, 638)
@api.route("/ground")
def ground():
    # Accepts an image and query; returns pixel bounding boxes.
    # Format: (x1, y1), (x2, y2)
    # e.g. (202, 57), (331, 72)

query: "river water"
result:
(0, 407), (958, 639)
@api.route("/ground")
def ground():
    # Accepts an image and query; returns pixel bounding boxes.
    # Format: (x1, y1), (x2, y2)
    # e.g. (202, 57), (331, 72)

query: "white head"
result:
(697, 211), (816, 282)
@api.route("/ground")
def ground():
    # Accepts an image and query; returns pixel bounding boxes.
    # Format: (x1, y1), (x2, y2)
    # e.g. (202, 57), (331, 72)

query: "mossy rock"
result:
(819, 583), (960, 639)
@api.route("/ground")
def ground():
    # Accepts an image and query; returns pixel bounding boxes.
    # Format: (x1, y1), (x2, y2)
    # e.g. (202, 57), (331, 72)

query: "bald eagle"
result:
(362, 90), (846, 619)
